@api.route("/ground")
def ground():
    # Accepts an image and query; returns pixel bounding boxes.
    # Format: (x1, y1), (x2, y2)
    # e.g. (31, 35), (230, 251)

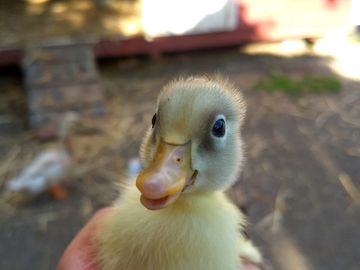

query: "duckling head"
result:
(136, 76), (246, 210)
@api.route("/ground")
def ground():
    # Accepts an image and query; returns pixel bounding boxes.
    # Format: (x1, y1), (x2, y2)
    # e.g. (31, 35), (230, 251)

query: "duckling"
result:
(98, 76), (262, 270)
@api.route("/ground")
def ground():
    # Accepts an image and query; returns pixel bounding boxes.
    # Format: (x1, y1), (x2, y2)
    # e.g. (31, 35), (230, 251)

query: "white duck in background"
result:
(97, 76), (262, 270)
(6, 113), (79, 198)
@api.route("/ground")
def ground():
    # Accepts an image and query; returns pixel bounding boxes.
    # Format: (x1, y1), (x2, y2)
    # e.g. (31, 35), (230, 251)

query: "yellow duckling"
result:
(98, 76), (262, 270)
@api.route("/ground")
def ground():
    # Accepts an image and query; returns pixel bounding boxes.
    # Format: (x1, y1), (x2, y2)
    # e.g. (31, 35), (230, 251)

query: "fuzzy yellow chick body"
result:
(99, 187), (246, 270)
(97, 76), (261, 270)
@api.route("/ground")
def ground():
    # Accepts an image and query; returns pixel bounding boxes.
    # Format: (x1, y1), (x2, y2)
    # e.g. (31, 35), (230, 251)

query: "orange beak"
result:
(136, 141), (196, 210)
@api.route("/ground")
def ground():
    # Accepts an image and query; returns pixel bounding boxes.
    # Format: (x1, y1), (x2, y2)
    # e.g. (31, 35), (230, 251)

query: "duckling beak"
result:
(136, 141), (196, 210)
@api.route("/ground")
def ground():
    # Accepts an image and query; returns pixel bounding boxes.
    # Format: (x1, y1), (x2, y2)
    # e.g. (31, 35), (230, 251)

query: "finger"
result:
(57, 208), (112, 270)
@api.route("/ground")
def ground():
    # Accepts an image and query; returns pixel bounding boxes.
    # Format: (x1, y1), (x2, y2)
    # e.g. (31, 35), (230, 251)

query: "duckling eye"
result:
(212, 118), (225, 137)
(151, 113), (157, 128)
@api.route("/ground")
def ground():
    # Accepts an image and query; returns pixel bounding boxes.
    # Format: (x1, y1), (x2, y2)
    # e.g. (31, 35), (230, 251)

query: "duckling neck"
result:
(168, 191), (224, 211)
(148, 189), (243, 225)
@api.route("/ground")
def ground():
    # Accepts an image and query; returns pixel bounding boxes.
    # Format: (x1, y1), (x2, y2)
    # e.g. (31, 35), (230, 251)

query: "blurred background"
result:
(0, 0), (359, 269)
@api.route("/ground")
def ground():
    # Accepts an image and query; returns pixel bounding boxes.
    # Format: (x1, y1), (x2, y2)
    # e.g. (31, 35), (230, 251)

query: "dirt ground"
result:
(0, 43), (359, 270)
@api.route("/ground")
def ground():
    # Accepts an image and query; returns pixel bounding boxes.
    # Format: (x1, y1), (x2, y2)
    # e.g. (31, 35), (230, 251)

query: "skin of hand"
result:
(57, 208), (262, 270)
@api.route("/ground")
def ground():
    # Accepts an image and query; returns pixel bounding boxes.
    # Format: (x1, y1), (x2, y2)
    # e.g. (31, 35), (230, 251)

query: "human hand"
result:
(57, 208), (111, 270)
(57, 208), (262, 270)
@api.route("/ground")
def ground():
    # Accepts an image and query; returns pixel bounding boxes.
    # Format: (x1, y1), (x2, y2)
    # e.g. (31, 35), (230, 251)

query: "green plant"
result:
(253, 72), (341, 96)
